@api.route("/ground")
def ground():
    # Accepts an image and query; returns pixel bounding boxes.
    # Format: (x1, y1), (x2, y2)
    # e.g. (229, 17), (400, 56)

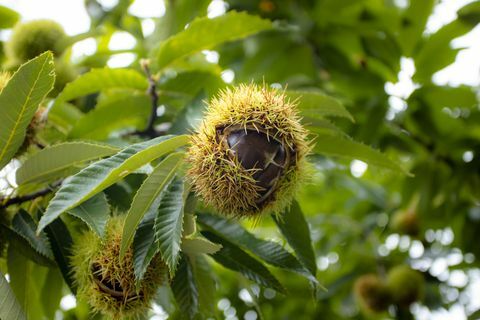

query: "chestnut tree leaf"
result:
(286, 91), (354, 122)
(16, 141), (119, 185)
(53, 68), (148, 107)
(0, 270), (26, 320)
(0, 52), (55, 170)
(67, 192), (110, 237)
(154, 177), (186, 275)
(121, 152), (185, 259)
(151, 11), (272, 70)
(37, 135), (189, 233)
(202, 231), (286, 294)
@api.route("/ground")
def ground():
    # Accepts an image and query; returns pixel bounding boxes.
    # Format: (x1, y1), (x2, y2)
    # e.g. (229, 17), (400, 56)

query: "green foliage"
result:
(151, 11), (273, 70)
(0, 1), (479, 319)
(0, 52), (54, 169)
(0, 270), (26, 320)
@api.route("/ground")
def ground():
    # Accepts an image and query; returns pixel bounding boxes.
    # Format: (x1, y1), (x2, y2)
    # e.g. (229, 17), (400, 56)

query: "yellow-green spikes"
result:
(187, 84), (310, 217)
(71, 217), (166, 319)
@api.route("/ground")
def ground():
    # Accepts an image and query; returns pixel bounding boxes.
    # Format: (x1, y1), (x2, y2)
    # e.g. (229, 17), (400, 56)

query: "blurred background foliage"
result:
(0, 0), (480, 319)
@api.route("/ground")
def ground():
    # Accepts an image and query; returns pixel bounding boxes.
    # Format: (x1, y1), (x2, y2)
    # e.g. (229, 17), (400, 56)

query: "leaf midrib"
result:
(0, 57), (49, 162)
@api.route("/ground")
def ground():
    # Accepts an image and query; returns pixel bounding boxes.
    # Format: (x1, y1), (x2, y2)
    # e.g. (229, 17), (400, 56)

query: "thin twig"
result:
(135, 59), (159, 138)
(0, 181), (61, 209)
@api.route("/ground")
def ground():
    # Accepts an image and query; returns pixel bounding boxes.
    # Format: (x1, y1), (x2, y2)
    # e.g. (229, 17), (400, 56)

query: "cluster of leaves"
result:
(0, 0), (479, 319)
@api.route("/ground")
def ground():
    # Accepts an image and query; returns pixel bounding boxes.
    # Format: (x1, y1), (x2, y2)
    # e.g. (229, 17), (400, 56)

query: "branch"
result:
(135, 59), (160, 138)
(0, 182), (61, 209)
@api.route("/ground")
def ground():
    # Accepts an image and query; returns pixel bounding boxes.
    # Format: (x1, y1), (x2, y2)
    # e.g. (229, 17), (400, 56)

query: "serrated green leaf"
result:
(68, 94), (151, 139)
(181, 237), (222, 255)
(67, 192), (110, 237)
(171, 255), (198, 320)
(133, 208), (159, 285)
(192, 255), (216, 317)
(151, 11), (272, 70)
(7, 247), (47, 320)
(44, 218), (76, 294)
(40, 268), (63, 319)
(53, 68), (148, 107)
(0, 270), (27, 320)
(0, 225), (55, 267)
(286, 91), (354, 122)
(272, 201), (316, 276)
(202, 231), (286, 294)
(197, 213), (316, 282)
(16, 141), (119, 185)
(37, 135), (189, 232)
(0, 5), (20, 29)
(414, 20), (471, 83)
(121, 152), (185, 259)
(0, 52), (55, 170)
(312, 132), (410, 175)
(154, 177), (185, 274)
(11, 211), (54, 261)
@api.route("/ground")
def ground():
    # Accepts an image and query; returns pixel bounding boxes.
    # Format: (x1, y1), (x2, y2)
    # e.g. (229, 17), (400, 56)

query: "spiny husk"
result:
(6, 20), (67, 63)
(71, 217), (166, 319)
(354, 274), (391, 313)
(187, 84), (311, 217)
(386, 265), (424, 307)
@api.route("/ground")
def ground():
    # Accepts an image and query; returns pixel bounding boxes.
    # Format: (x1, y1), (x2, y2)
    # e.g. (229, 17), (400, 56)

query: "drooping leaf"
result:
(67, 192), (110, 237)
(37, 135), (189, 233)
(414, 20), (471, 83)
(154, 177), (186, 274)
(16, 141), (119, 185)
(40, 268), (63, 319)
(132, 208), (159, 284)
(68, 94), (151, 139)
(11, 211), (54, 261)
(44, 218), (76, 294)
(197, 213), (314, 281)
(0, 270), (27, 320)
(181, 237), (222, 255)
(53, 68), (148, 107)
(286, 91), (354, 122)
(312, 132), (410, 175)
(0, 224), (55, 267)
(272, 201), (317, 277)
(7, 248), (47, 320)
(151, 11), (272, 70)
(171, 255), (199, 320)
(203, 231), (286, 294)
(0, 52), (55, 170)
(121, 152), (185, 259)
(0, 5), (20, 29)
(192, 255), (216, 317)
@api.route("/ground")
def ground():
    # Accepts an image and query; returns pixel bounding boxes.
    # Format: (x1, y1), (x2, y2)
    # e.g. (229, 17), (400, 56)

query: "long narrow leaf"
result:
(313, 133), (410, 175)
(197, 213), (315, 282)
(272, 201), (317, 276)
(171, 255), (199, 320)
(121, 152), (185, 258)
(286, 91), (354, 122)
(16, 141), (119, 185)
(154, 177), (185, 274)
(0, 52), (55, 169)
(203, 231), (286, 294)
(151, 11), (272, 70)
(37, 135), (189, 233)
(67, 192), (110, 236)
(0, 270), (27, 320)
